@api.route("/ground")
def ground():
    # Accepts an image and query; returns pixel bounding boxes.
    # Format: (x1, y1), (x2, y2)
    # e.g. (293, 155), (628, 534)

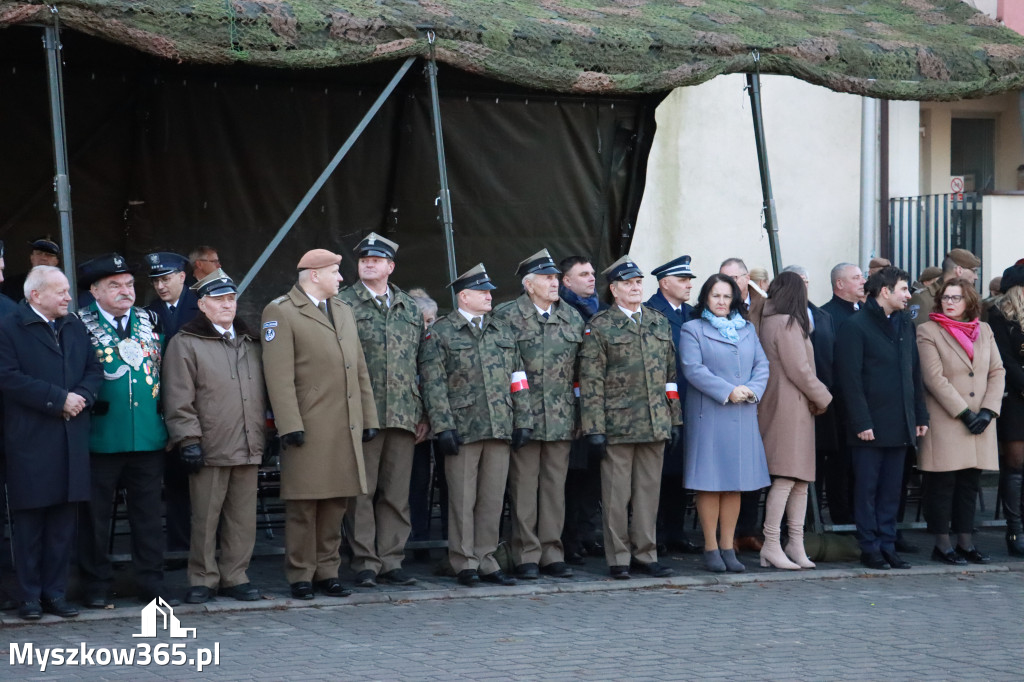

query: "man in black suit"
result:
(0, 242), (20, 612)
(143, 251), (202, 564)
(0, 266), (103, 619)
(644, 255), (700, 554)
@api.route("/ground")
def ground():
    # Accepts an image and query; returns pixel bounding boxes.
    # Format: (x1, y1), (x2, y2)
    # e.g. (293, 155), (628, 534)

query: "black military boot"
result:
(1001, 469), (1024, 557)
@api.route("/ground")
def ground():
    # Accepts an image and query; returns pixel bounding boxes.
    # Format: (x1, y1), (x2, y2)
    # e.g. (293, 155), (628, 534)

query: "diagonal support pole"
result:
(746, 60), (783, 277)
(237, 56), (416, 296)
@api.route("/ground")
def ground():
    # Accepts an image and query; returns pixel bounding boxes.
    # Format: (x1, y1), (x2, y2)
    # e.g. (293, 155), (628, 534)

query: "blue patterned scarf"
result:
(702, 308), (746, 342)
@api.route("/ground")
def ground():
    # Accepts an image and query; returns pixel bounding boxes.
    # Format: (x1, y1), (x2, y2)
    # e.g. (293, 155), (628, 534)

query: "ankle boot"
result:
(703, 549), (727, 573)
(759, 479), (801, 570)
(720, 548), (745, 573)
(1002, 469), (1024, 556)
(783, 482), (816, 568)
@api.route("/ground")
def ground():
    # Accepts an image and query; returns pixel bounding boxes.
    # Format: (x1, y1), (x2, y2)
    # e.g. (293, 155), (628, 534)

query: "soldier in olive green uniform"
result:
(579, 255), (683, 580)
(493, 249), (583, 580)
(75, 254), (176, 608)
(338, 233), (425, 588)
(420, 263), (533, 587)
(908, 248), (981, 326)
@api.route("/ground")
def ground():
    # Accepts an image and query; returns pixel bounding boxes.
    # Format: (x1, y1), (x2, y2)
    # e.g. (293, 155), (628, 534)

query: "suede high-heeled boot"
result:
(759, 479), (801, 570)
(783, 481), (816, 568)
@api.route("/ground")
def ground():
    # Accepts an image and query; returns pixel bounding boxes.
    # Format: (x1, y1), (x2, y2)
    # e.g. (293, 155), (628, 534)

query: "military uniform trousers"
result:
(600, 442), (664, 567)
(12, 502), (77, 602)
(446, 439), (511, 574)
(508, 440), (570, 566)
(284, 497), (348, 584)
(78, 450), (166, 592)
(344, 428), (416, 574)
(188, 464), (258, 589)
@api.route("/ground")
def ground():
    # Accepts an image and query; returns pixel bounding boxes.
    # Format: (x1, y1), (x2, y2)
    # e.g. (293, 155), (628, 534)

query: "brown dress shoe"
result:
(733, 536), (763, 552)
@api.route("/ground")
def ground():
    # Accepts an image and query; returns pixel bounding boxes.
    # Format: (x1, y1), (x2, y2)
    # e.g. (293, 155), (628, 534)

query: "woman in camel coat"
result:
(756, 272), (832, 569)
(917, 278), (1003, 566)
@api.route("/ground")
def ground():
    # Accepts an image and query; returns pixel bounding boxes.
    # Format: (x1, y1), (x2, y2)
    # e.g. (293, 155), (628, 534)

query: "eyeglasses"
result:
(198, 258), (220, 265)
(940, 295), (963, 303)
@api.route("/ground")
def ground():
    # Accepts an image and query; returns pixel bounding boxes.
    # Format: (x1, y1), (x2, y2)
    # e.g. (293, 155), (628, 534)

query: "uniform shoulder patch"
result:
(271, 294), (288, 304)
(262, 321), (278, 328)
(265, 328), (276, 342)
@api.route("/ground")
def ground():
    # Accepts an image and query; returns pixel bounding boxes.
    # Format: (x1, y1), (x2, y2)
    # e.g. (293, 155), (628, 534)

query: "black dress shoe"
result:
(456, 569), (480, 587)
(138, 588), (181, 607)
(931, 547), (967, 566)
(636, 561), (674, 578)
(880, 550), (911, 569)
(354, 570), (378, 588)
(379, 569), (417, 586)
(18, 601), (42, 621)
(314, 578), (352, 597)
(609, 565), (631, 580)
(83, 589), (113, 609)
(41, 597), (79, 618)
(565, 551), (586, 566)
(955, 546), (991, 564)
(185, 586), (215, 604)
(480, 570), (517, 586)
(290, 581), (314, 600)
(220, 583), (260, 601)
(860, 552), (891, 570)
(516, 563), (540, 580)
(540, 562), (574, 578)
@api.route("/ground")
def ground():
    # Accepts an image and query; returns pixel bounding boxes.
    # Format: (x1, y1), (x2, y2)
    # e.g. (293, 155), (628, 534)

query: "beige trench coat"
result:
(916, 320), (1004, 472)
(757, 308), (832, 481)
(261, 286), (379, 499)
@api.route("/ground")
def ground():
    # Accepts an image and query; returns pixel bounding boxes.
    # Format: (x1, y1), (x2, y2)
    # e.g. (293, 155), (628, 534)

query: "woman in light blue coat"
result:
(681, 274), (770, 573)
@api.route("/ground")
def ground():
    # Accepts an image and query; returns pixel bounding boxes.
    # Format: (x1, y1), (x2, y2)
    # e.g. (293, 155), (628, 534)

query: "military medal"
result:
(117, 338), (145, 370)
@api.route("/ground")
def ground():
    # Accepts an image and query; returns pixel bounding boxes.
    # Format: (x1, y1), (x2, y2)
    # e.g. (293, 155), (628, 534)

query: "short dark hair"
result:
(932, 277), (981, 320)
(691, 273), (747, 320)
(767, 271), (810, 337)
(865, 265), (911, 298)
(559, 256), (592, 275)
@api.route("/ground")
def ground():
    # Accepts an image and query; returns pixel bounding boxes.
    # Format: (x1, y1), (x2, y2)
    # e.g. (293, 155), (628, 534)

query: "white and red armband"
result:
(510, 371), (530, 393)
(665, 383), (679, 400)
(573, 381), (580, 398)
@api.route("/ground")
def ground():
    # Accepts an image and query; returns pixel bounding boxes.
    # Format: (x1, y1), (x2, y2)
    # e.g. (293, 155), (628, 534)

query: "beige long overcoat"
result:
(916, 320), (1004, 472)
(261, 285), (379, 499)
(757, 307), (832, 481)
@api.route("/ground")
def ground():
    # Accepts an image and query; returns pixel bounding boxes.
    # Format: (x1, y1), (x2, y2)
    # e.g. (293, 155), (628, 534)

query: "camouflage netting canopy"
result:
(2, 0), (1024, 100)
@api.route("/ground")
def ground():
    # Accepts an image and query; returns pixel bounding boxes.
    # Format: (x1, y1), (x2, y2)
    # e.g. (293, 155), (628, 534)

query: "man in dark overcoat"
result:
(0, 266), (103, 620)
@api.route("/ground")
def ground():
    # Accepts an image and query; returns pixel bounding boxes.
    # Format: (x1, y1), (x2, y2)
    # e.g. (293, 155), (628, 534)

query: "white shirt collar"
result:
(458, 308), (482, 326)
(617, 305), (641, 320)
(534, 304), (552, 317)
(96, 305), (126, 328)
(362, 281), (390, 304)
(304, 290), (322, 307)
(166, 297), (180, 309)
(212, 323), (235, 338)
(29, 305), (52, 323)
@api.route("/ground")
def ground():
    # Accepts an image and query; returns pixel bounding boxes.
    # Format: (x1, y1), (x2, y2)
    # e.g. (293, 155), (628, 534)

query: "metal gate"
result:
(889, 193), (982, 286)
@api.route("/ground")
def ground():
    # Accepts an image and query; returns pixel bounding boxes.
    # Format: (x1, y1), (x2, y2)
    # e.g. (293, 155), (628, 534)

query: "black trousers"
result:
(656, 474), (692, 544)
(78, 450), (165, 592)
(164, 449), (191, 552)
(923, 469), (981, 535)
(852, 446), (905, 553)
(736, 489), (763, 537)
(409, 439), (448, 541)
(562, 440), (602, 553)
(11, 502), (76, 602)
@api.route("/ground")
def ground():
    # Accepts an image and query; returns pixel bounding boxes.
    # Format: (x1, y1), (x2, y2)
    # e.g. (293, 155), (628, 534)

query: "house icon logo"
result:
(132, 597), (197, 639)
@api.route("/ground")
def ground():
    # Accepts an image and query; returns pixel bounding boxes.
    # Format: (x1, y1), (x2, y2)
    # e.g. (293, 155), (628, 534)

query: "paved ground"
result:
(3, 568), (1022, 680)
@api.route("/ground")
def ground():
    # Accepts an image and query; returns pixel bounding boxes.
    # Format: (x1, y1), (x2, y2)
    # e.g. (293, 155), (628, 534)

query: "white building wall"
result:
(632, 74), (862, 304)
(888, 100), (922, 199)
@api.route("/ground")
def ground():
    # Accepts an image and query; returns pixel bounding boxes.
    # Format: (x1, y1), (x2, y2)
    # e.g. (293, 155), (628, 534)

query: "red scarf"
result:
(929, 313), (980, 361)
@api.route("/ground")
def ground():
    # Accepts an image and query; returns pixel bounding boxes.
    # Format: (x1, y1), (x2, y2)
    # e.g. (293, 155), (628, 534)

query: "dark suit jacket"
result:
(809, 302), (837, 451)
(0, 303), (103, 510)
(644, 290), (692, 476)
(146, 285), (201, 346)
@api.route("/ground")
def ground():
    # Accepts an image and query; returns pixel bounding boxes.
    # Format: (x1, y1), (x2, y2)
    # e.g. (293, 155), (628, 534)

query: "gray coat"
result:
(680, 317), (770, 492)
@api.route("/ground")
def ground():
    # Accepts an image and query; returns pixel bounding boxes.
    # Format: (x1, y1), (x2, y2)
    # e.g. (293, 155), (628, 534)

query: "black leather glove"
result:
(968, 409), (995, 435)
(958, 409), (979, 431)
(669, 425), (684, 451)
(586, 434), (608, 460)
(437, 429), (462, 457)
(280, 430), (305, 450)
(180, 443), (204, 475)
(362, 428), (379, 442)
(511, 428), (532, 451)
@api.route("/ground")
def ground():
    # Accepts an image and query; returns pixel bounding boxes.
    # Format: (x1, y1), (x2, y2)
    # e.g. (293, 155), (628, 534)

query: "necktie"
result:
(375, 294), (389, 310)
(318, 301), (334, 328)
(223, 331), (233, 342)
(168, 304), (176, 314)
(115, 315), (128, 340)
(542, 312), (550, 320)
(471, 316), (483, 329)
(630, 311), (641, 325)
(48, 320), (57, 335)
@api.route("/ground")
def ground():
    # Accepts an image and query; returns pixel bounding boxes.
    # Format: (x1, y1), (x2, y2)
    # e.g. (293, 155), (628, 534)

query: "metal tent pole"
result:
(43, 6), (78, 304)
(236, 56), (416, 296)
(424, 31), (459, 309)
(745, 59), (783, 277)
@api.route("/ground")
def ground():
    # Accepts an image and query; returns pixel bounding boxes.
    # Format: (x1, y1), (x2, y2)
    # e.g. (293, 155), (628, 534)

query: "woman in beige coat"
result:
(757, 272), (832, 569)
(917, 278), (1004, 565)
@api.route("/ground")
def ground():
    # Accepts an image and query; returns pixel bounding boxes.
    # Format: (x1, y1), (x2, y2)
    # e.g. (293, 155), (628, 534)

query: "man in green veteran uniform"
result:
(420, 263), (532, 587)
(261, 249), (379, 600)
(338, 233), (426, 588)
(493, 249), (583, 580)
(579, 255), (683, 580)
(76, 253), (177, 608)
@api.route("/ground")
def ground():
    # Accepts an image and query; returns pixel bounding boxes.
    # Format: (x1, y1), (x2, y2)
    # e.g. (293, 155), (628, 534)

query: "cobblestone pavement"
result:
(3, 568), (1023, 680)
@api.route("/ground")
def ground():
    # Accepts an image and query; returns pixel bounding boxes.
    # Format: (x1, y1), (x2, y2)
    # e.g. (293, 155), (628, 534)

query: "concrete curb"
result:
(3, 561), (1018, 628)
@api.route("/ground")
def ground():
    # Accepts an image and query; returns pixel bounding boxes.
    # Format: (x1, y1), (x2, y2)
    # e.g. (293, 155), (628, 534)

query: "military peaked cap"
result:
(602, 254), (644, 282)
(651, 255), (695, 280)
(354, 232), (399, 259)
(144, 251), (189, 278)
(515, 248), (560, 280)
(448, 263), (496, 293)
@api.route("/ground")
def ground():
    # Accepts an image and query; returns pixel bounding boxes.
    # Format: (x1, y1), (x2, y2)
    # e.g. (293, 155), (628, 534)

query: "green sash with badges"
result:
(80, 304), (169, 453)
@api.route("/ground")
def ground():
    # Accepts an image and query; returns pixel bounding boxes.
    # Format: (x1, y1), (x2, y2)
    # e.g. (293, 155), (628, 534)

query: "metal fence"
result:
(889, 193), (982, 285)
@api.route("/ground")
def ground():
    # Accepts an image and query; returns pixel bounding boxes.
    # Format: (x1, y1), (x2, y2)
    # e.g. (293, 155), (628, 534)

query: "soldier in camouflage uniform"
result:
(420, 263), (533, 587)
(579, 255), (683, 580)
(338, 233), (425, 588)
(493, 249), (583, 580)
